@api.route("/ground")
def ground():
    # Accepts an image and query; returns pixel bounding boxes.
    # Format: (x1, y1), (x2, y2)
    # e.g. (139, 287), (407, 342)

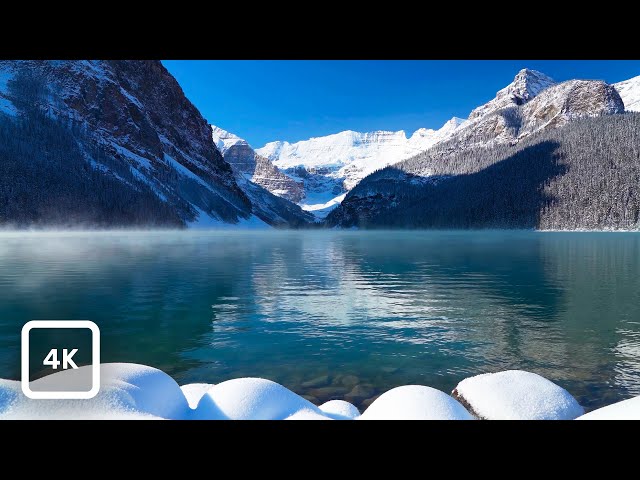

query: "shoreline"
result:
(1, 363), (637, 420)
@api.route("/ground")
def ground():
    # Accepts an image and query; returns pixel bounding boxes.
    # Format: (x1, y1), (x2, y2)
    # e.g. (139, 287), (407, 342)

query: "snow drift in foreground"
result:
(577, 396), (640, 420)
(452, 370), (584, 420)
(1, 363), (638, 420)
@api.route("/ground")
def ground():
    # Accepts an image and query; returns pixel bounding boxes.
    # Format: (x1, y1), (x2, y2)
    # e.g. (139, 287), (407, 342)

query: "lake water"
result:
(1, 230), (639, 412)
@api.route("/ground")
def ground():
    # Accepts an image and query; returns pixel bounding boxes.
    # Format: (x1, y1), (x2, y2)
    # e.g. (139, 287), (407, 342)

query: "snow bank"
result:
(3, 364), (637, 420)
(577, 396), (640, 420)
(359, 385), (474, 420)
(193, 378), (325, 420)
(285, 409), (333, 420)
(319, 400), (360, 419)
(180, 383), (214, 409)
(0, 363), (189, 419)
(453, 370), (584, 420)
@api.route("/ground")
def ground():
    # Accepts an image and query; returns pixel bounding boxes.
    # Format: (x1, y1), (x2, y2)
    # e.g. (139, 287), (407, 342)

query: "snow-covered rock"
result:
(359, 385), (473, 420)
(319, 400), (361, 419)
(7, 364), (637, 420)
(577, 396), (640, 420)
(0, 363), (190, 420)
(452, 370), (584, 420)
(193, 377), (326, 420)
(614, 75), (640, 112)
(285, 409), (333, 420)
(180, 383), (214, 409)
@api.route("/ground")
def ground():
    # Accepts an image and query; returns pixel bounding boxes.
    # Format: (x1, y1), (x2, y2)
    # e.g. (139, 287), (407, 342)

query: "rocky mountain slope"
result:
(327, 69), (632, 230)
(0, 60), (310, 228)
(614, 75), (640, 112)
(211, 125), (304, 203)
(256, 118), (466, 217)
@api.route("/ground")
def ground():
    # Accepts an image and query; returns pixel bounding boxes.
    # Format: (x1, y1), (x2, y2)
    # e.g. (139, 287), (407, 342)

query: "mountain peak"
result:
(469, 69), (556, 120)
(509, 68), (556, 99)
(211, 124), (248, 154)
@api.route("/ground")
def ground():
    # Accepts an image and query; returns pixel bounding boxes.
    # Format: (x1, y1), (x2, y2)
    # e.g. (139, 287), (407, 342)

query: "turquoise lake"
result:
(1, 230), (639, 411)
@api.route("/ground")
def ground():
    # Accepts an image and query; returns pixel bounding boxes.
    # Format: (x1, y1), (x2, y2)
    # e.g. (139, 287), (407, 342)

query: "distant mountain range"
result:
(0, 62), (639, 230)
(216, 69), (640, 224)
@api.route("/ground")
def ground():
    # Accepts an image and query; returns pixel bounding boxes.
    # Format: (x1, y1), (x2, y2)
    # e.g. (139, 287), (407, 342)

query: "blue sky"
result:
(163, 60), (640, 147)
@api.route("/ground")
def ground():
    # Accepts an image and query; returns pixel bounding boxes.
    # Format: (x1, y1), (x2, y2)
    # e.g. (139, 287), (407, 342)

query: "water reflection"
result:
(0, 231), (639, 411)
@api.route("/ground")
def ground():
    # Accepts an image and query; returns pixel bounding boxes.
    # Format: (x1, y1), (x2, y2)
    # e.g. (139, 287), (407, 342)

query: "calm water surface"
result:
(1, 230), (639, 411)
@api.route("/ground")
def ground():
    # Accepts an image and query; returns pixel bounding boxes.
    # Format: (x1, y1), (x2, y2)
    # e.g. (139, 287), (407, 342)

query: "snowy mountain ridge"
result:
(468, 68), (556, 120)
(255, 117), (466, 216)
(327, 70), (629, 229)
(614, 75), (640, 112)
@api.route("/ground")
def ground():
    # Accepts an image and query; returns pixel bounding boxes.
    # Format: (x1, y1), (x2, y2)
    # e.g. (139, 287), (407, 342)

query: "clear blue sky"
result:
(163, 60), (640, 148)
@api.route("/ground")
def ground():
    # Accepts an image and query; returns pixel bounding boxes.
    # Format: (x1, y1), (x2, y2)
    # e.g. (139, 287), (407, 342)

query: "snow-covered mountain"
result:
(256, 117), (466, 217)
(211, 125), (304, 203)
(468, 69), (556, 120)
(0, 60), (311, 228)
(327, 69), (627, 229)
(614, 75), (640, 112)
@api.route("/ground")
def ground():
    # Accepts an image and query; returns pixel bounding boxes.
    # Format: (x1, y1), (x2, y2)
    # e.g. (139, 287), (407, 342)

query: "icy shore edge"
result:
(1, 363), (636, 420)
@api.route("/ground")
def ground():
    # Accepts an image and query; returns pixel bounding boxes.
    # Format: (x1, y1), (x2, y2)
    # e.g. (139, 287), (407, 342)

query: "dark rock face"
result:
(451, 388), (482, 419)
(225, 143), (305, 204)
(212, 125), (305, 204)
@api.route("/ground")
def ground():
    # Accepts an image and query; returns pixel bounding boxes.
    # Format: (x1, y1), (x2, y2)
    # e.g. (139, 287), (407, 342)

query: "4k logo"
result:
(43, 348), (79, 370)
(21, 321), (100, 399)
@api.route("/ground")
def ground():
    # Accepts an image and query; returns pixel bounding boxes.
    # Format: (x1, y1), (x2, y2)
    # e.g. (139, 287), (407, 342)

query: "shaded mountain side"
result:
(0, 61), (312, 228)
(223, 142), (305, 203)
(0, 102), (184, 228)
(326, 113), (640, 230)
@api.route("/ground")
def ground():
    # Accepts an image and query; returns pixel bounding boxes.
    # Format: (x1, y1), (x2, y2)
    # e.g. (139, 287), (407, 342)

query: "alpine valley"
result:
(1, 62), (639, 230)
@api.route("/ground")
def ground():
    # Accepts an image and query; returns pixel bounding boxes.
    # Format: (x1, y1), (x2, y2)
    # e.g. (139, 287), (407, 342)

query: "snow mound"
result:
(180, 383), (214, 409)
(285, 409), (332, 420)
(319, 400), (360, 419)
(359, 385), (473, 420)
(194, 377), (326, 420)
(0, 363), (190, 420)
(453, 370), (584, 420)
(577, 396), (640, 420)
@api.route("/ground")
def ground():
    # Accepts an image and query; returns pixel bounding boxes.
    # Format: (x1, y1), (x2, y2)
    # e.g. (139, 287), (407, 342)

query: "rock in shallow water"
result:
(301, 394), (319, 404)
(361, 394), (381, 409)
(359, 385), (474, 420)
(345, 384), (376, 404)
(308, 386), (349, 401)
(452, 370), (584, 420)
(340, 375), (360, 388)
(301, 374), (330, 388)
